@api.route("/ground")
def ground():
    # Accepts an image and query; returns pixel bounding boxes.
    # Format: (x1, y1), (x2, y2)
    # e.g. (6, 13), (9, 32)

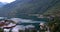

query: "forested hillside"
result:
(0, 0), (60, 18)
(44, 1), (60, 16)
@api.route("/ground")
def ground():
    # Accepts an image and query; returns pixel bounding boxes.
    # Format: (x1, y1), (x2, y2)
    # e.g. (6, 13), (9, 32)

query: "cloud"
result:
(0, 0), (15, 3)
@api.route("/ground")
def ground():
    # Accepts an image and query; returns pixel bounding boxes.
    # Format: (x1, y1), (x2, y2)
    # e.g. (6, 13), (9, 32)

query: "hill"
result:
(0, 0), (60, 19)
(44, 1), (60, 16)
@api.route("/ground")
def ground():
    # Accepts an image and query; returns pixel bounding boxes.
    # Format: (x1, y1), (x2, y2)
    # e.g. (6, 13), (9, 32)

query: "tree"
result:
(48, 16), (60, 32)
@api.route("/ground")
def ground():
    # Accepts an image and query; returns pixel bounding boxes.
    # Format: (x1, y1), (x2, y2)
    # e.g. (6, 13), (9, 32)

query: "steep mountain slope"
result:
(44, 1), (60, 16)
(0, 0), (60, 18)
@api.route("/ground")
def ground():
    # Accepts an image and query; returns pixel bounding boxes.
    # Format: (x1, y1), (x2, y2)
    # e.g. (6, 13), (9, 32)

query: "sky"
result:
(0, 0), (16, 3)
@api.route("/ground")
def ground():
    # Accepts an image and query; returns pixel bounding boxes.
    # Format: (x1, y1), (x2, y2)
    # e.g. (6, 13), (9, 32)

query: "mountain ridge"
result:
(0, 2), (7, 7)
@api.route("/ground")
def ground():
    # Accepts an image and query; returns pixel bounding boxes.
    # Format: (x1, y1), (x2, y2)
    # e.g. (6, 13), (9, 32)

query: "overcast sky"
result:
(0, 0), (15, 3)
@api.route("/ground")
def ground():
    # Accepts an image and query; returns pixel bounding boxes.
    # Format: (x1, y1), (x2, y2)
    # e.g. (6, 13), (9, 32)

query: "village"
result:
(0, 14), (59, 32)
(0, 17), (52, 32)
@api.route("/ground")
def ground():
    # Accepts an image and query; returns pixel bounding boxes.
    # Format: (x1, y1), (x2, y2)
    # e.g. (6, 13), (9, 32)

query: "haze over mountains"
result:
(0, 0), (60, 19)
(0, 2), (7, 7)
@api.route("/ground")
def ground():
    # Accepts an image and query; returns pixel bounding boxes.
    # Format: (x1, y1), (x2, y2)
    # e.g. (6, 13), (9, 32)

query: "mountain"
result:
(44, 1), (60, 16)
(0, 0), (60, 19)
(0, 2), (7, 7)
